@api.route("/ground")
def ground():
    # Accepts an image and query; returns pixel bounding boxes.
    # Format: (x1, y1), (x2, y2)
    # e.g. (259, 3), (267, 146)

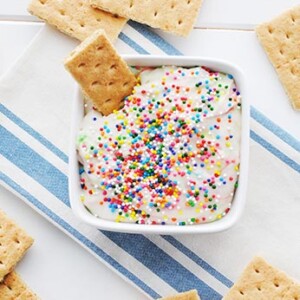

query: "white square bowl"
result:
(69, 55), (249, 234)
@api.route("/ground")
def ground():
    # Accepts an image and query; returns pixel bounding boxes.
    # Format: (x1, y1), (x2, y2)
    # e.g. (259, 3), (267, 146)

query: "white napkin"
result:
(0, 24), (299, 300)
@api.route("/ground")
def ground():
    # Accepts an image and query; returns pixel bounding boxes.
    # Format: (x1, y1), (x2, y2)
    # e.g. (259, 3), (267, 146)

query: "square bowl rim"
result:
(69, 54), (249, 235)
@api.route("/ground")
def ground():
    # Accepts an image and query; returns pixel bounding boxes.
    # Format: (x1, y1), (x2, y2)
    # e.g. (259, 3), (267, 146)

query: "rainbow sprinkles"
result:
(77, 65), (242, 226)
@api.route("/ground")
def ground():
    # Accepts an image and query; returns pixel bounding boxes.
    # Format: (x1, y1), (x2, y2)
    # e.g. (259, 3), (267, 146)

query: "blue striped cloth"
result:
(0, 24), (299, 300)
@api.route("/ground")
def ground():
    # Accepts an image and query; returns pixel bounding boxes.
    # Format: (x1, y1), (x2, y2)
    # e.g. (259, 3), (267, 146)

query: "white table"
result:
(0, 1), (299, 299)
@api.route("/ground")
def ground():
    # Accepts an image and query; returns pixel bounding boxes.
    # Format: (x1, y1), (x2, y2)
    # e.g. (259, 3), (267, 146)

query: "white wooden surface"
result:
(1, 0), (300, 28)
(0, 1), (299, 299)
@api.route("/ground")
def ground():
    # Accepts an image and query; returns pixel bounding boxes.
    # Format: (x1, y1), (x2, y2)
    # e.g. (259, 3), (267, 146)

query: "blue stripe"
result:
(0, 126), (70, 206)
(102, 231), (222, 300)
(119, 32), (150, 55)
(0, 172), (159, 299)
(0, 126), (221, 298)
(251, 130), (300, 173)
(128, 21), (183, 55)
(0, 104), (68, 163)
(251, 107), (300, 152)
(162, 236), (233, 288)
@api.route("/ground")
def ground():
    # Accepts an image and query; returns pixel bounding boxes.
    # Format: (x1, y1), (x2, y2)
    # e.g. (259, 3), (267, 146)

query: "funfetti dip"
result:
(77, 65), (242, 226)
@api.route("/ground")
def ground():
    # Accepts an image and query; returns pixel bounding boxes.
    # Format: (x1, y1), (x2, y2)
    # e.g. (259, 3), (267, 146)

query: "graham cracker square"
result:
(28, 0), (127, 41)
(0, 210), (33, 282)
(256, 5), (300, 110)
(65, 29), (137, 115)
(223, 257), (300, 300)
(90, 0), (203, 36)
(0, 272), (39, 299)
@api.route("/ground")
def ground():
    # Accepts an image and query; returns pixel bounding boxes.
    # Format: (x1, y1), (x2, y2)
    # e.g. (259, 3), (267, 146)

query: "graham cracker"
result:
(159, 290), (201, 300)
(0, 210), (33, 282)
(0, 272), (39, 300)
(223, 257), (300, 300)
(276, 58), (300, 110)
(256, 5), (300, 110)
(90, 0), (203, 36)
(28, 0), (127, 41)
(65, 29), (137, 115)
(283, 283), (300, 299)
